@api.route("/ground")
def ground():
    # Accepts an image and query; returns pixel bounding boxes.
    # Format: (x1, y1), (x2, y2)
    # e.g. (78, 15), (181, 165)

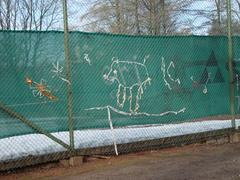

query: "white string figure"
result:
(190, 76), (197, 84)
(117, 84), (126, 108)
(84, 53), (92, 65)
(51, 62), (71, 85)
(190, 72), (211, 95)
(143, 55), (150, 64)
(103, 57), (151, 113)
(203, 73), (211, 94)
(161, 57), (181, 90)
(167, 62), (181, 85)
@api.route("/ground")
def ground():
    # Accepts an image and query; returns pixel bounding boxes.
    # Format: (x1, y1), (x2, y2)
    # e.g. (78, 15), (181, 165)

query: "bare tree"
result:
(234, 0), (240, 18)
(0, 0), (62, 31)
(80, 0), (194, 35)
(134, 0), (140, 34)
(206, 0), (226, 35)
(189, 0), (240, 35)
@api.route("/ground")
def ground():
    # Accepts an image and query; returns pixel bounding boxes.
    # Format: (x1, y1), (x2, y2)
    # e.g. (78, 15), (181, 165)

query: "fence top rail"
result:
(0, 30), (238, 39)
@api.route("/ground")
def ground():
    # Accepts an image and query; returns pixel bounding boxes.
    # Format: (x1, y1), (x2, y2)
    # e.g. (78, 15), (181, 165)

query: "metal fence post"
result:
(226, 0), (236, 129)
(0, 101), (71, 150)
(62, 0), (75, 151)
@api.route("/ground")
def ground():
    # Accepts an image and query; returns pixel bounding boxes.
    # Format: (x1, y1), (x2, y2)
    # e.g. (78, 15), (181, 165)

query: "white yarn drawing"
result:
(51, 61), (70, 85)
(85, 106), (186, 117)
(161, 57), (180, 90)
(203, 73), (211, 94)
(143, 55), (150, 64)
(85, 105), (186, 156)
(103, 57), (151, 113)
(84, 53), (92, 65)
(86, 57), (187, 155)
(87, 57), (187, 116)
(191, 72), (211, 94)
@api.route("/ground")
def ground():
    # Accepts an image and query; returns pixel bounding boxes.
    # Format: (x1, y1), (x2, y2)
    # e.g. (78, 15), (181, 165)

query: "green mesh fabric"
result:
(0, 31), (237, 138)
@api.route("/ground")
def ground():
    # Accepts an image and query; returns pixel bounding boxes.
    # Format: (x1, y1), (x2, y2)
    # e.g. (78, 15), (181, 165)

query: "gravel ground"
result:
(1, 142), (240, 180)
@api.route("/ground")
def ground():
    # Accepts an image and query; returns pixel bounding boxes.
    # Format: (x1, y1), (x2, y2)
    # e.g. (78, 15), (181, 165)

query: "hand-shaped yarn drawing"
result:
(103, 57), (151, 113)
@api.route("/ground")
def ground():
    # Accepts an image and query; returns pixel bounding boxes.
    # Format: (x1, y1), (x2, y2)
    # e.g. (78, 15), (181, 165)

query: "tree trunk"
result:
(160, 0), (166, 35)
(6, 0), (11, 30)
(149, 1), (153, 34)
(134, 0), (140, 34)
(153, 0), (159, 35)
(0, 0), (3, 29)
(115, 0), (122, 33)
(215, 0), (222, 34)
(29, 0), (33, 30)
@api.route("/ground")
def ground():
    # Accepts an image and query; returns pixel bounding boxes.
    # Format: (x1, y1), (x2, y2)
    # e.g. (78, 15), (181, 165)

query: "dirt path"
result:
(1, 143), (240, 180)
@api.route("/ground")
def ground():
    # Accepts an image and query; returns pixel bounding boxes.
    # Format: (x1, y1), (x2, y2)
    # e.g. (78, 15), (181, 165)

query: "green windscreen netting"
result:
(0, 31), (238, 139)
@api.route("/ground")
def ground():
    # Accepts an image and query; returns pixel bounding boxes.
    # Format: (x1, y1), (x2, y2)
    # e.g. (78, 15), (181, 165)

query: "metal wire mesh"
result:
(0, 0), (239, 170)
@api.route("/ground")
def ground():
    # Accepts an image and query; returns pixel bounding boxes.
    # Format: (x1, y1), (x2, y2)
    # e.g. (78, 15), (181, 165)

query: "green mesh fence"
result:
(1, 0), (240, 172)
(0, 31), (236, 139)
(71, 33), (232, 130)
(0, 31), (68, 138)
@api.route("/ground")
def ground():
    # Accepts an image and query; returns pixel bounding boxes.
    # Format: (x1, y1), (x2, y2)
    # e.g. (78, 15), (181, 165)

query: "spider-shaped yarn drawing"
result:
(25, 77), (57, 101)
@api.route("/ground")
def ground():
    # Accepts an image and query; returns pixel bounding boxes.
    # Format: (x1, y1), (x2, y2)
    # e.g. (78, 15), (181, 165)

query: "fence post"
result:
(62, 0), (75, 151)
(226, 0), (236, 129)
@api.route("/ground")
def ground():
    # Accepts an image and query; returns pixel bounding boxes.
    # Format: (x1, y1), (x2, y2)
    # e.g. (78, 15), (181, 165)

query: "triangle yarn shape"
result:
(213, 68), (225, 83)
(207, 51), (218, 67)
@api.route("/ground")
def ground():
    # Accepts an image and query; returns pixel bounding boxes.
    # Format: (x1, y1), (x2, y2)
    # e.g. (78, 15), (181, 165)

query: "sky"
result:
(188, 1), (214, 34)
(66, 0), (214, 35)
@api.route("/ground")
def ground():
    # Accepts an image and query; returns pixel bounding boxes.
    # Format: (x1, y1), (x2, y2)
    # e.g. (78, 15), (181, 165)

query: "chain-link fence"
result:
(0, 0), (239, 170)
